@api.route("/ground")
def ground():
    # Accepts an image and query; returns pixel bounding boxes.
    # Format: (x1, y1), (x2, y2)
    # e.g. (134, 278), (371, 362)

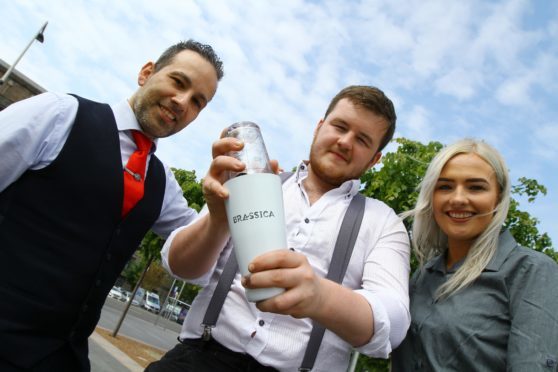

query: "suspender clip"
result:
(202, 325), (213, 341)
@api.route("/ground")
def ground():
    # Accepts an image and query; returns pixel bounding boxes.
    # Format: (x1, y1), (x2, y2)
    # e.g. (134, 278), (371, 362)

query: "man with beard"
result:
(0, 40), (223, 371)
(147, 86), (411, 372)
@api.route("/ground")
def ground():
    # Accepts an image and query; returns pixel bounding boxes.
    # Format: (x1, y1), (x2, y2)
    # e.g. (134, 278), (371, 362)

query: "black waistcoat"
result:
(0, 95), (166, 368)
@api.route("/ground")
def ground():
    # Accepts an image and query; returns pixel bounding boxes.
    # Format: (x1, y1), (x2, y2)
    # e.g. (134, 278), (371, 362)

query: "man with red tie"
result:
(0, 39), (223, 371)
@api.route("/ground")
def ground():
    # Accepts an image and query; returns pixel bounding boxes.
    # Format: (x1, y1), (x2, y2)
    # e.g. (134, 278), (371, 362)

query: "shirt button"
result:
(82, 304), (89, 313)
(547, 358), (557, 367)
(95, 279), (101, 287)
(258, 320), (265, 326)
(414, 359), (422, 369)
(106, 253), (112, 261)
(304, 218), (310, 223)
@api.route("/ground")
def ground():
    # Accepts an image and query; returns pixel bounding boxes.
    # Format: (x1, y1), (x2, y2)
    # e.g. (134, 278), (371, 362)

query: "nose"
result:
(171, 92), (191, 113)
(449, 186), (468, 206)
(337, 132), (354, 151)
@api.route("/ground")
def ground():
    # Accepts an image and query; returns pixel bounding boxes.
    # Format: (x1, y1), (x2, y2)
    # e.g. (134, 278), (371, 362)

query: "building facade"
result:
(0, 58), (46, 111)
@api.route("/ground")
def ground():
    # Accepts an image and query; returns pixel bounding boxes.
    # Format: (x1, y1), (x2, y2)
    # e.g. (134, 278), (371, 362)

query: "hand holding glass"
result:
(223, 122), (287, 302)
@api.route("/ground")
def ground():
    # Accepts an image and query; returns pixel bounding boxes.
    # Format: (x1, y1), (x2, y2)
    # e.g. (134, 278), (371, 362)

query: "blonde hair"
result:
(402, 138), (510, 299)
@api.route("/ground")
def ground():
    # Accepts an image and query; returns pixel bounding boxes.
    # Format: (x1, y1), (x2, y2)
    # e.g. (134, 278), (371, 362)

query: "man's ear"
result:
(366, 151), (382, 170)
(313, 118), (325, 137)
(137, 61), (155, 87)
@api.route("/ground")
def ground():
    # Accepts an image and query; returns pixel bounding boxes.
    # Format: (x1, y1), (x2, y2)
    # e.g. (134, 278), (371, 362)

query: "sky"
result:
(1, 0), (557, 247)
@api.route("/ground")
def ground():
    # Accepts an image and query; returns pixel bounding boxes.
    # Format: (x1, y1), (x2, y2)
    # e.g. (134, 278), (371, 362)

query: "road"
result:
(98, 297), (182, 351)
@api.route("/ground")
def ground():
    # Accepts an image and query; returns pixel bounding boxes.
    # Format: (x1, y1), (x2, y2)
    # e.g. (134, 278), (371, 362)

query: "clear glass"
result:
(225, 121), (272, 178)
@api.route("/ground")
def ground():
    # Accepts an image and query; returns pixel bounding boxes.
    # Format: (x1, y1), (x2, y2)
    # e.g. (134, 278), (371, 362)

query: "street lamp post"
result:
(0, 21), (48, 86)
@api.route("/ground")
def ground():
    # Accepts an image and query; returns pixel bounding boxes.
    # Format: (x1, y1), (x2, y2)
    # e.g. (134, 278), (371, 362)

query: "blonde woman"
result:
(391, 139), (558, 371)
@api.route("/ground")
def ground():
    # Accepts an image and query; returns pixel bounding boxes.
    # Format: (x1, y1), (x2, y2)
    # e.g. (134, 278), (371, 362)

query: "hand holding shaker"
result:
(223, 121), (287, 302)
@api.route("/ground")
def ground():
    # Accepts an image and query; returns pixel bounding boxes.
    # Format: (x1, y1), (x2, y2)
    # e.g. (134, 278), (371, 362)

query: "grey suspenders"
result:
(200, 172), (367, 371)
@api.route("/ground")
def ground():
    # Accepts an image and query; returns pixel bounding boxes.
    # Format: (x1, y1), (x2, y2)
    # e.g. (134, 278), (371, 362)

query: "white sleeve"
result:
(355, 206), (411, 358)
(160, 205), (220, 286)
(150, 163), (198, 239)
(0, 92), (77, 192)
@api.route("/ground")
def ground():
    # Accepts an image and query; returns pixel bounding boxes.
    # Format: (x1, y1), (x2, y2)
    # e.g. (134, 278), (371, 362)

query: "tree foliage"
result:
(122, 169), (204, 293)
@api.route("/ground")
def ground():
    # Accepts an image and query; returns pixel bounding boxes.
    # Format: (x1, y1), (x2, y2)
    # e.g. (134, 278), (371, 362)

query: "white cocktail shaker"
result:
(224, 121), (287, 302)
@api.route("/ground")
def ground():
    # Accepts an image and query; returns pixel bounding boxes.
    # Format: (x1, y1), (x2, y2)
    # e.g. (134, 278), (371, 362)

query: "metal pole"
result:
(347, 350), (359, 372)
(112, 255), (154, 337)
(155, 278), (176, 326)
(0, 21), (48, 86)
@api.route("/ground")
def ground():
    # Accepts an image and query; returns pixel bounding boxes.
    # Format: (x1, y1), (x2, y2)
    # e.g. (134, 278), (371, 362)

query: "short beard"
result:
(308, 141), (361, 188)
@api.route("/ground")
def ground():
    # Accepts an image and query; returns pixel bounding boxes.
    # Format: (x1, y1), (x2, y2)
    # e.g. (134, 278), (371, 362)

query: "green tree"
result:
(114, 169), (204, 335)
(172, 168), (204, 212)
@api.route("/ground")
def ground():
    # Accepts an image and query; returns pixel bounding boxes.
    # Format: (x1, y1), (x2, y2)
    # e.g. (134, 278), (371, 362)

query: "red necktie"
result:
(122, 131), (152, 217)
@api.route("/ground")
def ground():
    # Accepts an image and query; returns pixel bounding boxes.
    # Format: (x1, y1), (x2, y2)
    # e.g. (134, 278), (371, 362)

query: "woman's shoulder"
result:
(502, 243), (558, 287)
(507, 244), (557, 268)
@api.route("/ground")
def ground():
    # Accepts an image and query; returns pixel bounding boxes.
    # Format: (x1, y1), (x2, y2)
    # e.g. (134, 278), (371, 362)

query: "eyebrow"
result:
(437, 177), (490, 183)
(171, 71), (209, 106)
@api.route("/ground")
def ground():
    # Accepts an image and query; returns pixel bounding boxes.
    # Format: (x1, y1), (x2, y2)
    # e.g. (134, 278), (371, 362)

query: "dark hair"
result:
(154, 39), (224, 80)
(324, 85), (396, 151)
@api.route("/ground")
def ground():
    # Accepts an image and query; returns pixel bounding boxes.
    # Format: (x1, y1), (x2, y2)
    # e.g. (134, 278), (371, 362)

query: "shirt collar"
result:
(111, 100), (158, 152)
(484, 229), (517, 271)
(293, 161), (360, 196)
(425, 253), (448, 274)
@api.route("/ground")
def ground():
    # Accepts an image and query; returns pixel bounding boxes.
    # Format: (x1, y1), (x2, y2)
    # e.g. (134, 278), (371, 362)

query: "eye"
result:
(357, 136), (371, 147)
(469, 184), (487, 191)
(332, 123), (346, 132)
(171, 77), (183, 87)
(436, 184), (452, 191)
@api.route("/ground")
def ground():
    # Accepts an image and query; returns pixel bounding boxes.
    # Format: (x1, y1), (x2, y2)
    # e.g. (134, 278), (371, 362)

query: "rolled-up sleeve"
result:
(160, 206), (219, 286)
(355, 211), (411, 357)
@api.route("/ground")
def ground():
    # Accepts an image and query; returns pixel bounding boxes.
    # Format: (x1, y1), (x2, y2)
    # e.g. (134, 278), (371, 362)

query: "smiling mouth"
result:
(159, 105), (177, 123)
(447, 211), (474, 219)
(330, 151), (348, 162)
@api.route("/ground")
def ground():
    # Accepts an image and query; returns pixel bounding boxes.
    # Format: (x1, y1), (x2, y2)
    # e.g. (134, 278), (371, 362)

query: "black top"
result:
(0, 95), (166, 369)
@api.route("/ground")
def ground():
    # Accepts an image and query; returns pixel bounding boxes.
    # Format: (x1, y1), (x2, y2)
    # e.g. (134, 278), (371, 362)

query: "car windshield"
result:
(148, 295), (159, 304)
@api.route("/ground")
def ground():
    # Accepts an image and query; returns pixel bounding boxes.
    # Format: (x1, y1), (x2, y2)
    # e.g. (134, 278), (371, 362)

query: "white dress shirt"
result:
(0, 92), (196, 238)
(162, 163), (411, 371)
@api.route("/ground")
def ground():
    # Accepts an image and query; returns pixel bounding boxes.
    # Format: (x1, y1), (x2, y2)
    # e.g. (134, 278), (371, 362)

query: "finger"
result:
(247, 265), (308, 292)
(248, 249), (301, 273)
(202, 176), (230, 199)
(207, 154), (245, 179)
(211, 137), (244, 159)
(219, 127), (229, 139)
(256, 286), (307, 317)
(269, 159), (280, 174)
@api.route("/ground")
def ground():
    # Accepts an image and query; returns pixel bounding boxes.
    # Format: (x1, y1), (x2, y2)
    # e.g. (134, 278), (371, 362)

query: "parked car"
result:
(161, 303), (182, 321)
(131, 295), (141, 306)
(161, 299), (190, 323)
(177, 305), (189, 325)
(120, 290), (131, 302)
(108, 286), (123, 300)
(143, 291), (161, 313)
(132, 287), (145, 306)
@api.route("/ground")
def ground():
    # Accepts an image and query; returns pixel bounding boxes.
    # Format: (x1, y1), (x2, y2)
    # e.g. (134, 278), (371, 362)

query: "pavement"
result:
(89, 298), (182, 372)
(89, 331), (144, 372)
